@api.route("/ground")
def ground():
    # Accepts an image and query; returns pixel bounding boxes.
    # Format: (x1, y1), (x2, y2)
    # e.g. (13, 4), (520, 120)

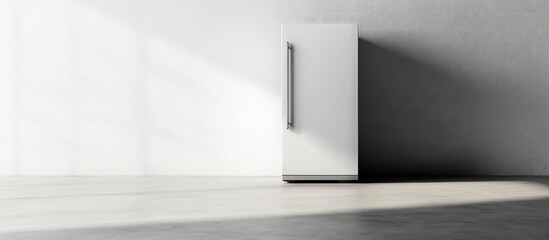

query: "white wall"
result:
(0, 0), (284, 175)
(2, 0), (549, 176)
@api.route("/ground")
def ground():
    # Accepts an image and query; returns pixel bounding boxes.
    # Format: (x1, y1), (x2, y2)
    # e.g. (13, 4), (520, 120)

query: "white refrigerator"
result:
(281, 24), (358, 182)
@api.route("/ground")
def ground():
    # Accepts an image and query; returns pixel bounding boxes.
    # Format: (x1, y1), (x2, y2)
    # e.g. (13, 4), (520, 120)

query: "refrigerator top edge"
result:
(281, 24), (358, 26)
(281, 24), (359, 37)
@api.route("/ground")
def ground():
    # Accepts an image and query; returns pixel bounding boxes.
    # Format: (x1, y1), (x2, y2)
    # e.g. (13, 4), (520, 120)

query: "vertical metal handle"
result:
(286, 42), (292, 129)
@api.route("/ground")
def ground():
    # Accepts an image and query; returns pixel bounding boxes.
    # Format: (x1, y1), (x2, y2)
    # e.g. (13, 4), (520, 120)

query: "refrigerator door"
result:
(282, 24), (358, 181)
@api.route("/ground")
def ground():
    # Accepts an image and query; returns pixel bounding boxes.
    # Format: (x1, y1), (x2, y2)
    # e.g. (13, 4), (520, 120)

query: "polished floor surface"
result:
(2, 177), (549, 239)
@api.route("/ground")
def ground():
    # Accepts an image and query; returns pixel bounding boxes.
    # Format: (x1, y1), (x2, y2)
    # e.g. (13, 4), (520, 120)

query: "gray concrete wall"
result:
(1, 0), (548, 176)
(354, 1), (549, 177)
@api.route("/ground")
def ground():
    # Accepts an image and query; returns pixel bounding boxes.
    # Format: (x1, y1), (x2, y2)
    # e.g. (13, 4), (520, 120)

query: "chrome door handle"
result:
(286, 42), (293, 129)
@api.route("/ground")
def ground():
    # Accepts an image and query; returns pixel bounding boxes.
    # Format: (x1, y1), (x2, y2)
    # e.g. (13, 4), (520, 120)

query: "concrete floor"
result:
(2, 177), (549, 239)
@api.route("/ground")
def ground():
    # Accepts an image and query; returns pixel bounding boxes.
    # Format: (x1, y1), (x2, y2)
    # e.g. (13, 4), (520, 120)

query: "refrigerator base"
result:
(282, 175), (358, 182)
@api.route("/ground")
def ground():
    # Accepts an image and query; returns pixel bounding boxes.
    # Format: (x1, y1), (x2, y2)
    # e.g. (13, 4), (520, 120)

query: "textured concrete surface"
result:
(2, 177), (549, 239)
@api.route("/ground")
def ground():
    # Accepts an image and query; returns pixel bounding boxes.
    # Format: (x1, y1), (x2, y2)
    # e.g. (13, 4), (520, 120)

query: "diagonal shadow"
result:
(3, 197), (549, 239)
(358, 39), (486, 179)
(358, 38), (549, 179)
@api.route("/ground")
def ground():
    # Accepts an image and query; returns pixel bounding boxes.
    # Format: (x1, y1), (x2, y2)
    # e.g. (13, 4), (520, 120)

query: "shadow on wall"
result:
(3, 197), (549, 239)
(358, 37), (549, 179)
(358, 39), (486, 179)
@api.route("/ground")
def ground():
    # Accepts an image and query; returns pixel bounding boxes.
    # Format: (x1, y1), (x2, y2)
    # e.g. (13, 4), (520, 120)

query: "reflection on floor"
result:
(1, 177), (549, 239)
